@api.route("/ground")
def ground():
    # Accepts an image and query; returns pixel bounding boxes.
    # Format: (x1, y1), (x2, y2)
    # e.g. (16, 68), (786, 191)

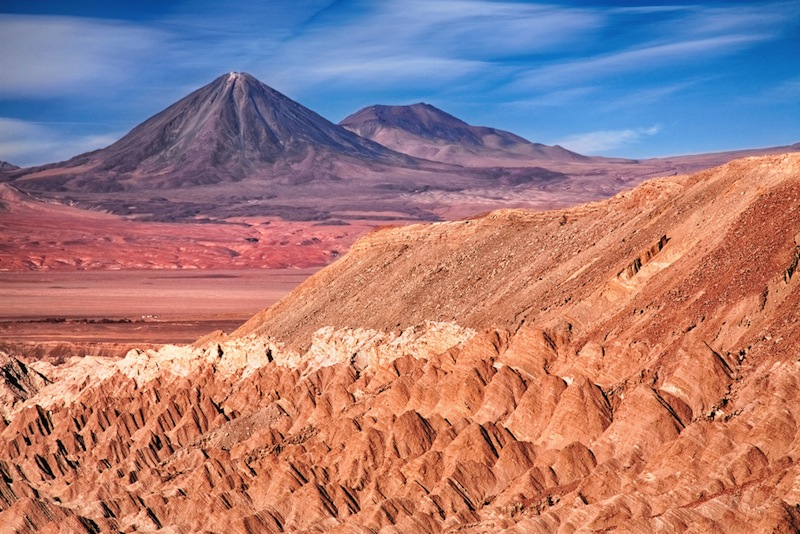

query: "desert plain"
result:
(0, 269), (316, 345)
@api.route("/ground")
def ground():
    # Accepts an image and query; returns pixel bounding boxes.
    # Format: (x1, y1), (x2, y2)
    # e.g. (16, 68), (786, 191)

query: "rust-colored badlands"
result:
(1, 153), (799, 532)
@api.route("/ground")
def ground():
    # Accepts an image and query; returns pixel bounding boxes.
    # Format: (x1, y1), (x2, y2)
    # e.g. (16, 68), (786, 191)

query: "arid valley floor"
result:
(0, 269), (315, 358)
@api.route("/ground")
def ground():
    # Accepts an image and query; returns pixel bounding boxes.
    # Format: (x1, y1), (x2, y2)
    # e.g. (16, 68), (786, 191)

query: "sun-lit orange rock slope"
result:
(1, 153), (800, 532)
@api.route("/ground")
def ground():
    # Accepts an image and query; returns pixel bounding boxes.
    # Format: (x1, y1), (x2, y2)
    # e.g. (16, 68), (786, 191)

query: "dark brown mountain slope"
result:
(340, 103), (589, 167)
(10, 73), (414, 192)
(1, 154), (799, 532)
(3, 74), (596, 223)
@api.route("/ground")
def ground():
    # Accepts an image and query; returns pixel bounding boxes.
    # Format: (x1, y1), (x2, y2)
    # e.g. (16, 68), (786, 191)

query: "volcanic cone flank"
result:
(1, 153), (800, 532)
(11, 72), (411, 192)
(340, 102), (587, 166)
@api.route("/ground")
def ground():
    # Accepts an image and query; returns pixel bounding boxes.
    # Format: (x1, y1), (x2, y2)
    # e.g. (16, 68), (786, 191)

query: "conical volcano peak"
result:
(224, 71), (246, 88)
(11, 72), (412, 192)
(222, 71), (261, 89)
(210, 71), (285, 104)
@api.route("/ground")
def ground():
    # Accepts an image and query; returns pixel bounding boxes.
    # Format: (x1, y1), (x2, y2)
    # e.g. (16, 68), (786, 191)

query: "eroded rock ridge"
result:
(1, 154), (800, 532)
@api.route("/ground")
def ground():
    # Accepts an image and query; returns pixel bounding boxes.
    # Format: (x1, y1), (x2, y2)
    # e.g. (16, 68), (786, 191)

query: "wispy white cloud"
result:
(0, 118), (119, 167)
(501, 87), (599, 109)
(367, 0), (602, 58)
(266, 0), (602, 92)
(557, 125), (662, 155)
(600, 81), (700, 112)
(0, 15), (166, 96)
(510, 2), (794, 92)
(244, 0), (796, 116)
(515, 34), (771, 90)
(754, 77), (800, 102)
(611, 6), (692, 15)
(275, 55), (488, 90)
(657, 5), (791, 38)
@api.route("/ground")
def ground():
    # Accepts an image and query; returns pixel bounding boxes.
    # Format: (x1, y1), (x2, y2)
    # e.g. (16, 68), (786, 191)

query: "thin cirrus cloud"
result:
(299, 56), (487, 85)
(0, 15), (166, 97)
(511, 3), (792, 91)
(599, 80), (701, 112)
(363, 0), (602, 57)
(501, 87), (599, 109)
(749, 77), (800, 103)
(557, 126), (662, 155)
(267, 0), (602, 92)
(0, 118), (119, 167)
(515, 33), (771, 90)
(652, 4), (790, 37)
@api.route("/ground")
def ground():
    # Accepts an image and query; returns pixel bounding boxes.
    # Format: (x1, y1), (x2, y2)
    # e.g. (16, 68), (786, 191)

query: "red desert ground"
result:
(0, 72), (799, 532)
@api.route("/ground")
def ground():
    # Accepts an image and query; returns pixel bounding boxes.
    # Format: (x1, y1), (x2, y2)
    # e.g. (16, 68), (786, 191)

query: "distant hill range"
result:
(1, 73), (589, 222)
(340, 102), (591, 167)
(1, 72), (798, 223)
(0, 161), (18, 171)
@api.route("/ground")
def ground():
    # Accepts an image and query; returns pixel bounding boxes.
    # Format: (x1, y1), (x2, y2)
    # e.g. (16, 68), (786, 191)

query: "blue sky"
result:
(0, 0), (798, 166)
